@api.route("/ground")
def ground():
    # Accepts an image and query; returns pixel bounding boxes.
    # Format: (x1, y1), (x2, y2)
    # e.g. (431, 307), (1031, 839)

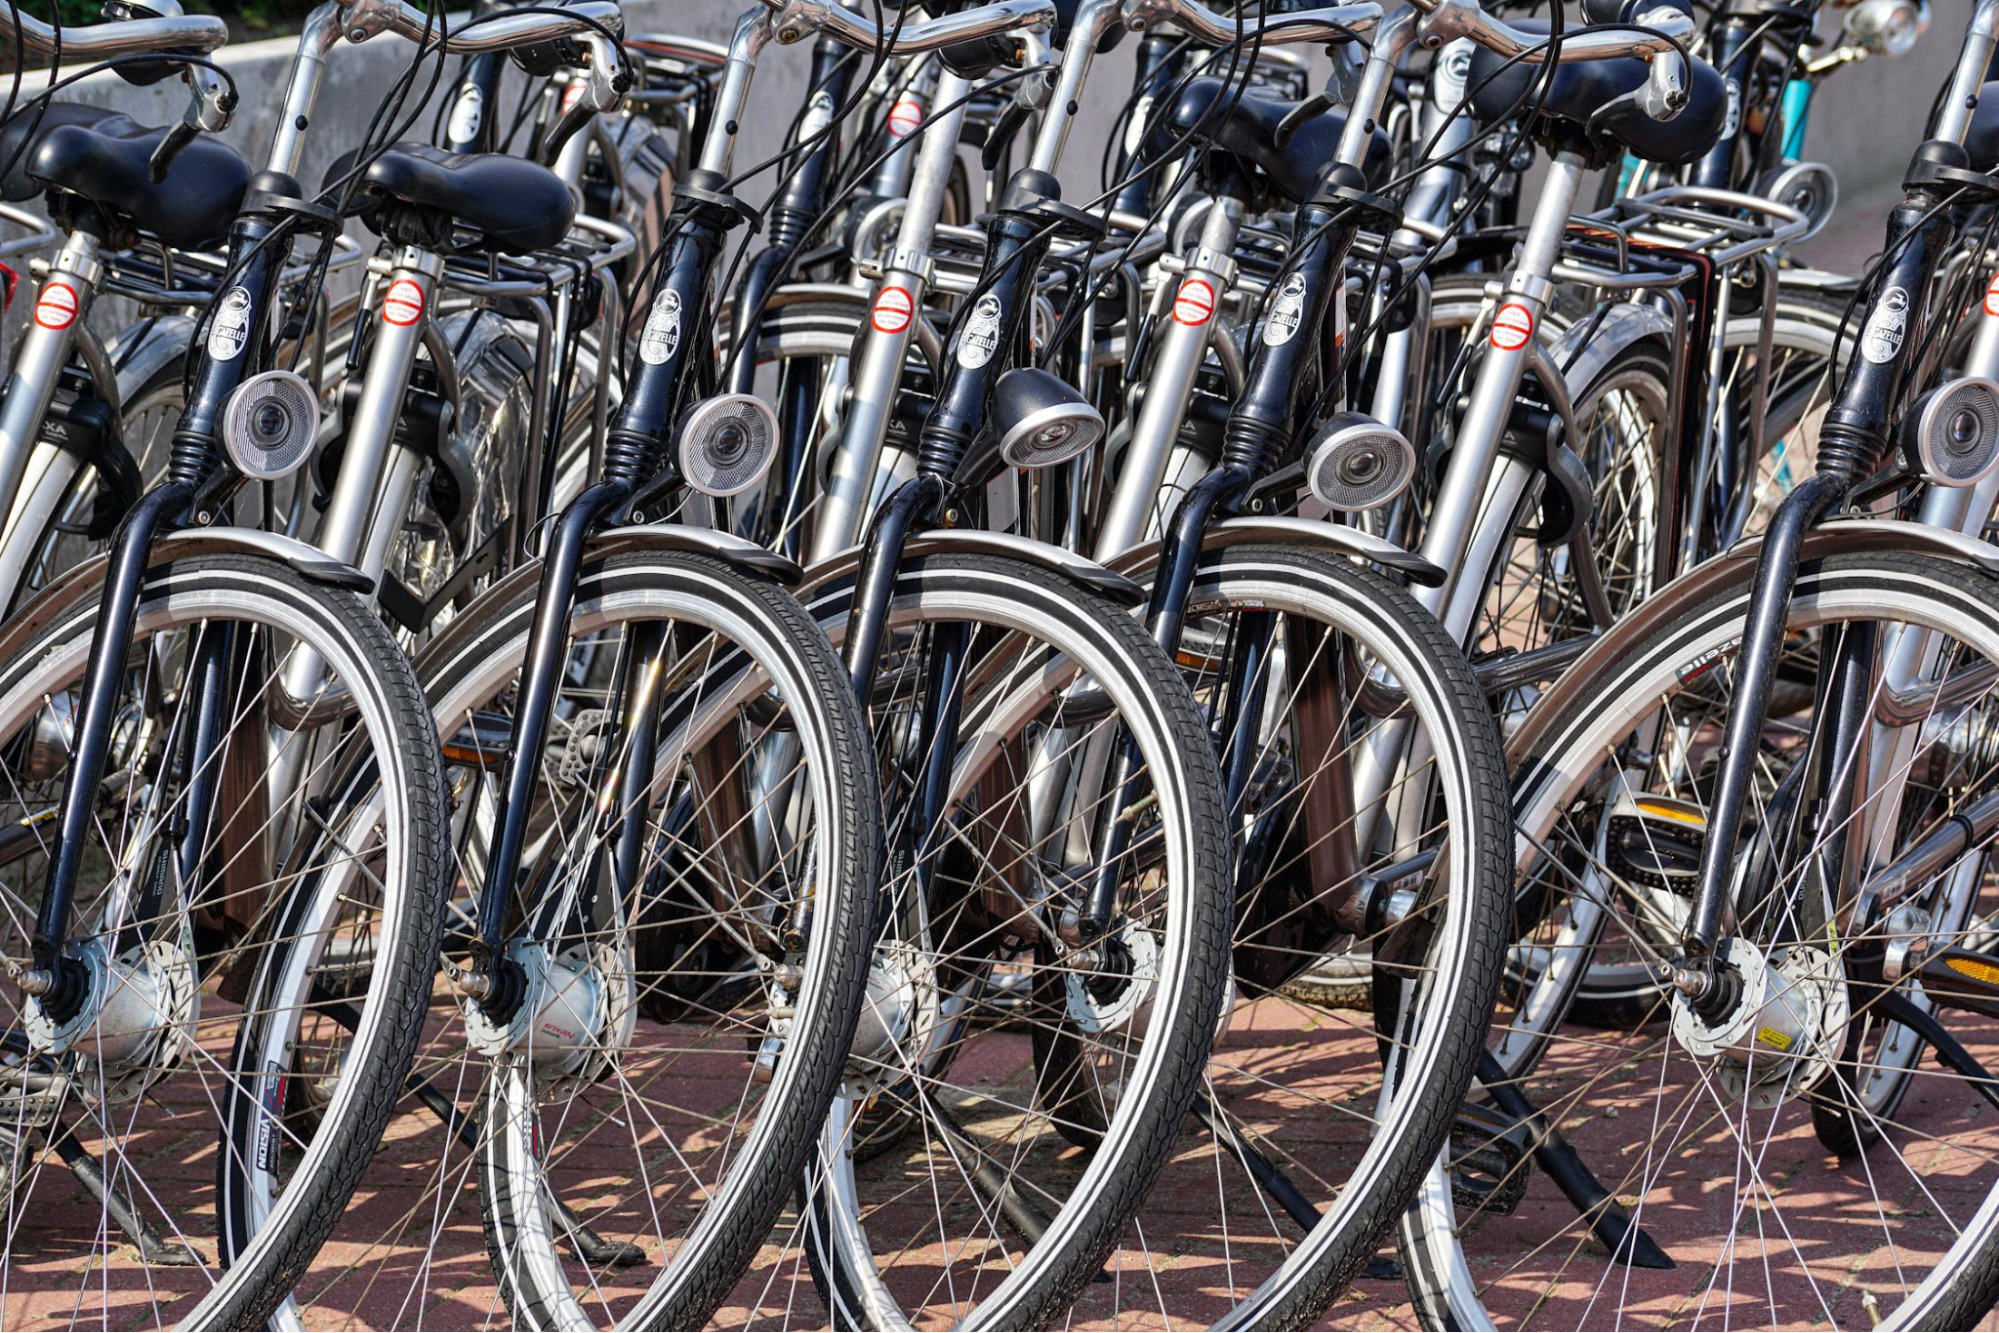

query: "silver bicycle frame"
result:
(0, 232), (105, 609)
(810, 69), (975, 565)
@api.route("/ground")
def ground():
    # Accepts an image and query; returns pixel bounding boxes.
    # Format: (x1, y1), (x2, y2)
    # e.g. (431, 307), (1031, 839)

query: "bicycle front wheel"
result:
(380, 547), (881, 1330)
(0, 552), (448, 1328)
(1403, 549), (1999, 1331)
(779, 552), (1234, 1331)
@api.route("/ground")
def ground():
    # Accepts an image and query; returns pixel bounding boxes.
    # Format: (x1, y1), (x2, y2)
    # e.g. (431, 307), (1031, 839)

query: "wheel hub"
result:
(1066, 920), (1159, 1035)
(1670, 936), (1849, 1107)
(464, 941), (634, 1094)
(838, 942), (934, 1098)
(22, 935), (197, 1102)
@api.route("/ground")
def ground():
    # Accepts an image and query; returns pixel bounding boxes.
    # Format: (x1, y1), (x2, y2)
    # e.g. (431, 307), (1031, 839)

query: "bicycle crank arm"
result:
(1475, 1051), (1674, 1270)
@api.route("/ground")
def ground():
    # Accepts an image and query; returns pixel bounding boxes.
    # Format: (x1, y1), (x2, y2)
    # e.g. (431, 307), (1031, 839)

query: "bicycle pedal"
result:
(1603, 791), (1706, 895)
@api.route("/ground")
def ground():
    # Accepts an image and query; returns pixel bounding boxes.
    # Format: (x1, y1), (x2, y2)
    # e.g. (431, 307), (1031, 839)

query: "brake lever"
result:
(148, 119), (196, 182)
(982, 100), (1031, 170)
(150, 63), (233, 182)
(537, 31), (628, 166)
(541, 102), (600, 164)
(1273, 91), (1335, 150)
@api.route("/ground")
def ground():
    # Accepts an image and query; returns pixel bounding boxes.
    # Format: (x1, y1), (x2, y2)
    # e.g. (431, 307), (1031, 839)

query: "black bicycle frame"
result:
(464, 172), (741, 1014)
(1681, 140), (1964, 999)
(1686, 0), (1822, 194)
(726, 37), (855, 555)
(29, 210), (292, 1018)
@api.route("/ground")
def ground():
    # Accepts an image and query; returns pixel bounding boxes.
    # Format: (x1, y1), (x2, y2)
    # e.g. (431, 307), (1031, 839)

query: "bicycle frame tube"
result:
(268, 250), (441, 812)
(0, 232), (105, 580)
(1413, 150), (1588, 631)
(1855, 270), (1999, 874)
(1092, 197), (1241, 563)
(810, 70), (972, 566)
(1688, 18), (1758, 192)
(317, 252), (442, 573)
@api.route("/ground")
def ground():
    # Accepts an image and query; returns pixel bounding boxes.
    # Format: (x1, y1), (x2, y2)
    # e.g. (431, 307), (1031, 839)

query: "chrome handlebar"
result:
(0, 5), (227, 58)
(1122, 0), (1696, 113)
(339, 0), (624, 56)
(759, 0), (1057, 54)
(1122, 0), (1385, 44)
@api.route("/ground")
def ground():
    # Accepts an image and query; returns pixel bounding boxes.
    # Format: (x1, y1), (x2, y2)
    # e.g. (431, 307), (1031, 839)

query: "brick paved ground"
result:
(7, 982), (1999, 1331)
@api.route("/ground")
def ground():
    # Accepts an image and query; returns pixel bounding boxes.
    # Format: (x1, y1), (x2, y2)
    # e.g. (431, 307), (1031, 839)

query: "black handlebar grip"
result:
(1580, 0), (1694, 24)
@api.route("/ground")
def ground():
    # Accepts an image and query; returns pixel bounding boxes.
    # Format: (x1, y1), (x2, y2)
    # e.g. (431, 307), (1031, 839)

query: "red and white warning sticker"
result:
(887, 98), (924, 138)
(34, 281), (77, 331)
(382, 278), (426, 327)
(1984, 272), (1999, 318)
(560, 81), (585, 114)
(1490, 302), (1534, 352)
(872, 285), (913, 335)
(1173, 278), (1215, 327)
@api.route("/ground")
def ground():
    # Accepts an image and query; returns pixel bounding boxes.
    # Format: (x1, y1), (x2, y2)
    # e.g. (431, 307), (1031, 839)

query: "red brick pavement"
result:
(7, 993), (1999, 1331)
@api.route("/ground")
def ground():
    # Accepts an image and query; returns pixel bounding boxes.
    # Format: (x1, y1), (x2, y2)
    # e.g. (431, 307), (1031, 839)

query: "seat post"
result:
(1412, 148), (1589, 633)
(0, 228), (102, 544)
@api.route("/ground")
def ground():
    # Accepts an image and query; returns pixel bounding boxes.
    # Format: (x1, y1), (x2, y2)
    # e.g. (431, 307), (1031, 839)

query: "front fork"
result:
(840, 170), (1062, 922)
(1681, 174), (1955, 1001)
(462, 184), (738, 1014)
(27, 217), (286, 1019)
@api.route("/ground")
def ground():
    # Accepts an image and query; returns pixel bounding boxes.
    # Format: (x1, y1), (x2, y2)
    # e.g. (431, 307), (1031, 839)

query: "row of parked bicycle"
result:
(0, 0), (1992, 1325)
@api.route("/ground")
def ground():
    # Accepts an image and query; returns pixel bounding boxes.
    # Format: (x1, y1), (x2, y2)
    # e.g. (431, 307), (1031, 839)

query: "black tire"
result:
(405, 548), (882, 1331)
(792, 552), (1234, 1331)
(1162, 545), (1511, 1332)
(0, 552), (449, 1329)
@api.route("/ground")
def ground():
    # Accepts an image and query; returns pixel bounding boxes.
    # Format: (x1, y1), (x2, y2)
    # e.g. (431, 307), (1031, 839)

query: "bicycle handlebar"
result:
(341, 0), (625, 55)
(1122, 0), (1385, 45)
(1125, 0), (1690, 56)
(0, 5), (227, 58)
(758, 0), (1057, 55)
(1411, 0), (1694, 66)
(1122, 0), (1694, 116)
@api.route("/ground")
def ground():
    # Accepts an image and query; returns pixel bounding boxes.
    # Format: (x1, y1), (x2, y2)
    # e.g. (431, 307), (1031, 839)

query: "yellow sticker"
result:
(1756, 1025), (1794, 1052)
(1634, 800), (1706, 827)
